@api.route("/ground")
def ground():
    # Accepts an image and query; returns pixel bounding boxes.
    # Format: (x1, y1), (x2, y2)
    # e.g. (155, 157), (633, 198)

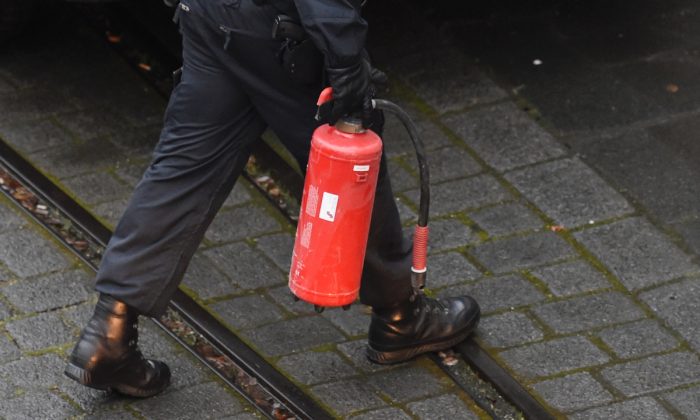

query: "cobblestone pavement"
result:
(1, 1), (700, 419)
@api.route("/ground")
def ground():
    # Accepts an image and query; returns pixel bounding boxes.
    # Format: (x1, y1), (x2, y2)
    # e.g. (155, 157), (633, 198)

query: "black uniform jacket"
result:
(185, 0), (367, 68)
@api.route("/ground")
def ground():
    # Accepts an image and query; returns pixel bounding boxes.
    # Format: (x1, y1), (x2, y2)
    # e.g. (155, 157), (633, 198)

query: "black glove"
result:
(325, 60), (387, 128)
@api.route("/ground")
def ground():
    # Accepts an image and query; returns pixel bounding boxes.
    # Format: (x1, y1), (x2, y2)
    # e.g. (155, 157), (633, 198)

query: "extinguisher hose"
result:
(372, 99), (430, 291)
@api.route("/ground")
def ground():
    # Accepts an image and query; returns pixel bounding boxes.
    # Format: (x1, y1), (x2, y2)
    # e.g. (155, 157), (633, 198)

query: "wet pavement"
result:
(1, 0), (700, 418)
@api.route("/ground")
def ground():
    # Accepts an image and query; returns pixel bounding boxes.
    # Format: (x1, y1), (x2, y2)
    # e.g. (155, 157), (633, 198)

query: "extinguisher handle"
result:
(317, 87), (334, 106)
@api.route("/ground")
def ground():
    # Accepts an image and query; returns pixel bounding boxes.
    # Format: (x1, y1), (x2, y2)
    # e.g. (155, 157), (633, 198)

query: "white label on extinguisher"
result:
(353, 165), (370, 172)
(319, 192), (339, 222)
(305, 185), (319, 217)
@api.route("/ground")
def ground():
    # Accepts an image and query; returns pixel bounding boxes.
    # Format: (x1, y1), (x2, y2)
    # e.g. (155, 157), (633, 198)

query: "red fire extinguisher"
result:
(289, 88), (430, 311)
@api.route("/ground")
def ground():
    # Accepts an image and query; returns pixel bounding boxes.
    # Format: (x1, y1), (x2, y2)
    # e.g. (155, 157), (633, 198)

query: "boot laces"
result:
(421, 295), (449, 315)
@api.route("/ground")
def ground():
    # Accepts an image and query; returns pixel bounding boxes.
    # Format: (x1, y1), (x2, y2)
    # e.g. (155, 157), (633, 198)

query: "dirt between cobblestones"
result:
(1, 0), (700, 418)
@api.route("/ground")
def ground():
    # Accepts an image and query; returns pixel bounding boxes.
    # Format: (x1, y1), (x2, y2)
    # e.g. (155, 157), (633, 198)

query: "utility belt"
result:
(165, 0), (324, 86)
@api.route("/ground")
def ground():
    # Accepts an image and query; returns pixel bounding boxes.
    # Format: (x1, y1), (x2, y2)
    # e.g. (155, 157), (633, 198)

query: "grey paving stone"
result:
(601, 352), (700, 397)
(499, 336), (609, 378)
(615, 59), (700, 116)
(130, 382), (245, 419)
(597, 319), (679, 359)
(505, 158), (633, 227)
(182, 253), (238, 300)
(382, 101), (454, 157)
(470, 231), (576, 274)
(242, 316), (345, 357)
(0, 119), (73, 154)
(0, 228), (72, 278)
(61, 172), (132, 205)
(92, 198), (130, 228)
(663, 385), (700, 419)
(311, 379), (385, 416)
(397, 48), (507, 113)
(531, 260), (611, 297)
(220, 412), (260, 420)
(0, 353), (66, 398)
(575, 129), (700, 226)
(205, 204), (282, 243)
(423, 219), (479, 251)
(61, 381), (126, 414)
(61, 299), (97, 330)
(0, 391), (80, 420)
(672, 218), (700, 256)
(351, 407), (412, 420)
(640, 278), (700, 352)
(111, 125), (161, 159)
(267, 285), (317, 317)
(388, 161), (419, 193)
(114, 161), (150, 188)
(59, 108), (129, 141)
(277, 351), (358, 385)
(477, 311), (544, 348)
(569, 397), (674, 420)
(1, 269), (92, 313)
(0, 300), (11, 321)
(147, 350), (213, 391)
(426, 146), (482, 184)
(203, 242), (286, 290)
(441, 274), (545, 314)
(395, 197), (417, 224)
(0, 89), (75, 124)
(532, 292), (645, 334)
(28, 136), (129, 178)
(321, 304), (370, 337)
(0, 76), (14, 93)
(469, 203), (543, 237)
(426, 252), (482, 289)
(336, 339), (396, 373)
(84, 408), (139, 420)
(575, 218), (699, 290)
(369, 365), (445, 402)
(209, 294), (284, 330)
(0, 205), (24, 233)
(5, 311), (74, 351)
(443, 102), (566, 172)
(0, 264), (14, 282)
(532, 372), (613, 413)
(407, 174), (512, 216)
(136, 319), (183, 358)
(407, 394), (479, 420)
(223, 181), (253, 208)
(254, 233), (294, 273)
(0, 333), (20, 363)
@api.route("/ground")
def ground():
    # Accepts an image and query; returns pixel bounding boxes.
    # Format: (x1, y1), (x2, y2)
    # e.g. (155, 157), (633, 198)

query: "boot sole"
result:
(366, 326), (475, 365)
(64, 362), (169, 398)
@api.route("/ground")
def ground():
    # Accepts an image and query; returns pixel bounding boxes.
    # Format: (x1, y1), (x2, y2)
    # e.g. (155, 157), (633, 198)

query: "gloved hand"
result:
(325, 59), (387, 128)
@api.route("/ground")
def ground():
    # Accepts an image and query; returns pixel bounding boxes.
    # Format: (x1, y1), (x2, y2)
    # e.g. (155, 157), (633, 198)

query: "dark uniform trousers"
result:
(95, 1), (414, 317)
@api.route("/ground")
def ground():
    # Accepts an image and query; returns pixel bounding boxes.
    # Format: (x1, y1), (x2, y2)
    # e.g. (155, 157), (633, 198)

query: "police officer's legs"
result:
(217, 24), (479, 364)
(65, 12), (266, 396)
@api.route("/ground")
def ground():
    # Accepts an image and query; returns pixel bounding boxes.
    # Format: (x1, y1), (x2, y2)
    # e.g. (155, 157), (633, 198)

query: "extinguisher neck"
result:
(335, 118), (366, 134)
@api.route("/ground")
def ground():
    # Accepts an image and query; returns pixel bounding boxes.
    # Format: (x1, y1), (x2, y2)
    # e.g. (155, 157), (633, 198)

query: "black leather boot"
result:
(367, 293), (480, 364)
(64, 294), (171, 397)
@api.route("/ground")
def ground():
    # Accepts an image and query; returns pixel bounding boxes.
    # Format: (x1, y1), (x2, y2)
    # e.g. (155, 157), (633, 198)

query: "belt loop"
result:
(172, 6), (181, 24)
(220, 26), (233, 50)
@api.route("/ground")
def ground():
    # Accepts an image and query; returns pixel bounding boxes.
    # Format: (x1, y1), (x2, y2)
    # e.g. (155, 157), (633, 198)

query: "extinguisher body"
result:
(289, 123), (383, 307)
